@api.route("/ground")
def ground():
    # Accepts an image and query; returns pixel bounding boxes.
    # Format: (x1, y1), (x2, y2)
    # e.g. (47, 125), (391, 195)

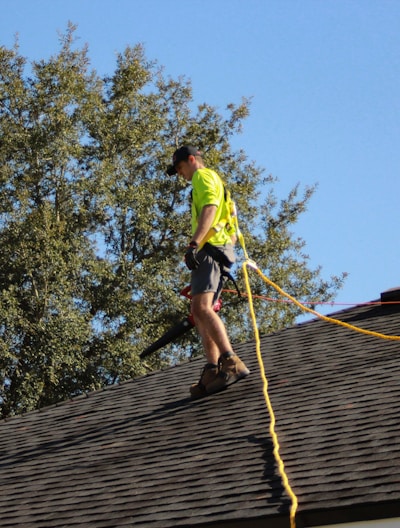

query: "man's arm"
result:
(190, 204), (217, 246)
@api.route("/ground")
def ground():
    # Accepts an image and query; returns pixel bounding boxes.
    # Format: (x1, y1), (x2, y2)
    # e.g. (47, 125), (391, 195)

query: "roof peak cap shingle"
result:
(381, 286), (400, 303)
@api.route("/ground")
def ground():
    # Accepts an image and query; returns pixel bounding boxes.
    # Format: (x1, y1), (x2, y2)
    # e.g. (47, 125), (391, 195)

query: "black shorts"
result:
(191, 244), (235, 297)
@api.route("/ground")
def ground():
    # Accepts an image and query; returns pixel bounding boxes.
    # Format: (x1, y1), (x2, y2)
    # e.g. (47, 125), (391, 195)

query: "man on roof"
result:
(167, 145), (250, 398)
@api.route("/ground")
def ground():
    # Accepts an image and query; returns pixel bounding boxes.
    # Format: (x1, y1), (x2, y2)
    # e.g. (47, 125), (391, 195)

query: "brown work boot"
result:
(206, 351), (250, 394)
(190, 363), (219, 399)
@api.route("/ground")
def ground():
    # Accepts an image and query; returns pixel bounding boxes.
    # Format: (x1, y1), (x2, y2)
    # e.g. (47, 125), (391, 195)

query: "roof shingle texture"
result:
(1, 299), (400, 527)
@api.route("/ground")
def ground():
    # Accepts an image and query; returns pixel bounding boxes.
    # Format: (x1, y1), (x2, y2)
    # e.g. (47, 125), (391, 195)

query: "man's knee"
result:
(191, 292), (215, 320)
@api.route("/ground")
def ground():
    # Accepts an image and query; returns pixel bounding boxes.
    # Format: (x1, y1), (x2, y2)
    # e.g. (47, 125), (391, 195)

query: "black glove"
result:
(184, 242), (199, 270)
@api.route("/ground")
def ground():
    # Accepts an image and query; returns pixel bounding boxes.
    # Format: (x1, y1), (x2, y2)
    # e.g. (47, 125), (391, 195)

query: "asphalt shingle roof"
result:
(1, 292), (400, 527)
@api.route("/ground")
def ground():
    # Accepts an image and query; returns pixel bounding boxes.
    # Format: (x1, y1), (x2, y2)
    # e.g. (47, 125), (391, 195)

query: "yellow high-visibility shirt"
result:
(191, 168), (231, 246)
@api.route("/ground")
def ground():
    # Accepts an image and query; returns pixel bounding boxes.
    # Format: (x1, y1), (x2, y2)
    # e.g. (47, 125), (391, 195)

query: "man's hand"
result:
(184, 241), (199, 270)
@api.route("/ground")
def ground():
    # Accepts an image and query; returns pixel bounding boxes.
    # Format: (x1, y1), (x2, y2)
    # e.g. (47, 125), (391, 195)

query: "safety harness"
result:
(196, 181), (242, 296)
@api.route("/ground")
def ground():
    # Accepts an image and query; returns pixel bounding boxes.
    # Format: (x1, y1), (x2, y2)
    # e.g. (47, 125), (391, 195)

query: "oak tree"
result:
(0, 25), (345, 417)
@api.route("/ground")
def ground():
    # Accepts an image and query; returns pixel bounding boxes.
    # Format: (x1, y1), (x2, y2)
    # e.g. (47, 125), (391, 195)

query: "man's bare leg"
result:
(191, 292), (232, 364)
(189, 291), (250, 399)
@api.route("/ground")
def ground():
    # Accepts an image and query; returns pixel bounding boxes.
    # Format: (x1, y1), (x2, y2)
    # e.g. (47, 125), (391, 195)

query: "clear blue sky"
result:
(1, 0), (399, 317)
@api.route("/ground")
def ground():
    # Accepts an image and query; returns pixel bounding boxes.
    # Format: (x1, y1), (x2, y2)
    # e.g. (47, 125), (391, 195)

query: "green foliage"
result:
(0, 25), (346, 417)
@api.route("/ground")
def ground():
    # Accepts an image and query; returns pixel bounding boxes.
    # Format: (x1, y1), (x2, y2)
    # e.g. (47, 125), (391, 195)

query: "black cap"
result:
(166, 146), (202, 175)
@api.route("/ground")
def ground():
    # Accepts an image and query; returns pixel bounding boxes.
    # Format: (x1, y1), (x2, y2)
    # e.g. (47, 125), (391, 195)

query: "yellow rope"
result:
(233, 198), (399, 528)
(242, 260), (298, 528)
(253, 266), (400, 341)
(240, 254), (400, 528)
(231, 209), (298, 527)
